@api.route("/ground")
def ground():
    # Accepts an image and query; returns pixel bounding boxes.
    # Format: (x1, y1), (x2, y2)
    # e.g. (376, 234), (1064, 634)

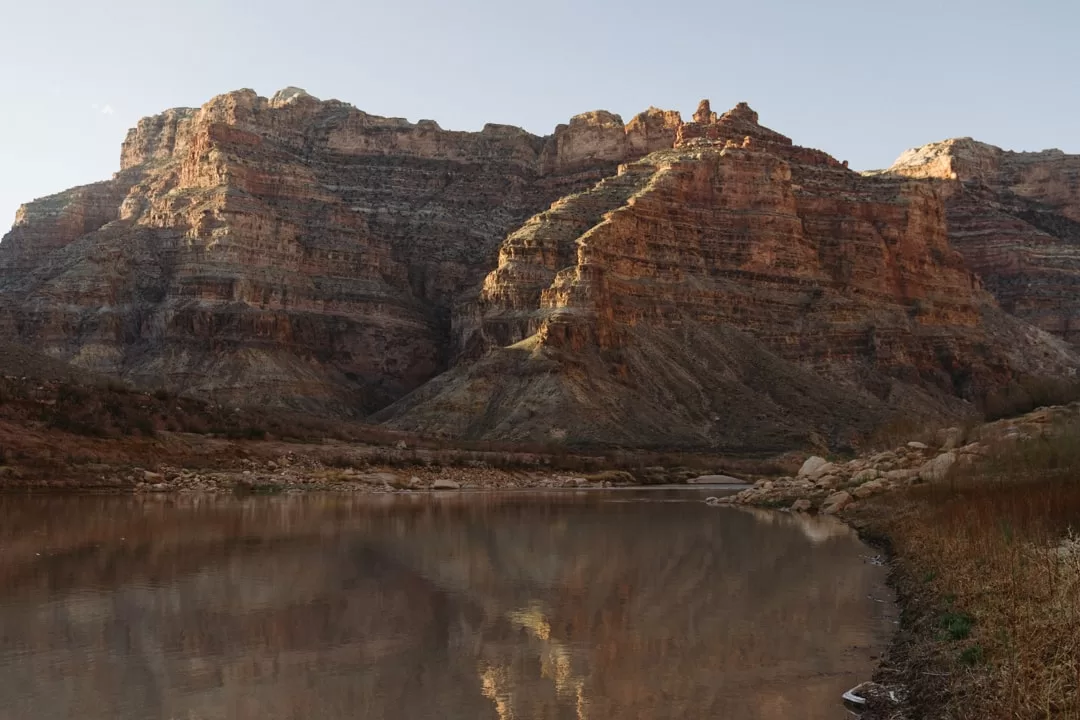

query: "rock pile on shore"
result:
(718, 440), (979, 512)
(719, 403), (1080, 513)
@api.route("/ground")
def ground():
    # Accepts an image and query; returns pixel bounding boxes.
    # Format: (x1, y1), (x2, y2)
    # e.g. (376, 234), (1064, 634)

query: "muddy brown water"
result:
(0, 489), (894, 719)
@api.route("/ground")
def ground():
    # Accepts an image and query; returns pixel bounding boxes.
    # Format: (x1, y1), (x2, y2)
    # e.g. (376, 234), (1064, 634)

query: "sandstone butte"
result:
(880, 138), (1080, 345)
(0, 89), (1077, 453)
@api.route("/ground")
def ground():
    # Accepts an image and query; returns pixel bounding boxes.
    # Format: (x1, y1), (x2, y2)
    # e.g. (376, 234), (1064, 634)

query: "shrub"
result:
(983, 376), (1080, 421)
(940, 611), (975, 641)
(959, 645), (985, 667)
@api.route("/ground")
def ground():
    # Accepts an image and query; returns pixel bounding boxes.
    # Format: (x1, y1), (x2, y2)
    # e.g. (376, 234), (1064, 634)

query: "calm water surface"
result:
(0, 490), (894, 720)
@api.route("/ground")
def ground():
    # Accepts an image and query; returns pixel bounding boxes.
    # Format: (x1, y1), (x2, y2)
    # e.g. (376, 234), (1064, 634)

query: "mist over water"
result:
(0, 491), (894, 719)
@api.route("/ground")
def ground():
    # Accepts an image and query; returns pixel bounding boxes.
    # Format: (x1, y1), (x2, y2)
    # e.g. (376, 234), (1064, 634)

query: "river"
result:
(0, 489), (894, 719)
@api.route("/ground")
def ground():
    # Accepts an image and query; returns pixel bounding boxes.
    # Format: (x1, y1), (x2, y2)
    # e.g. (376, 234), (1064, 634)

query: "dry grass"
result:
(880, 422), (1080, 719)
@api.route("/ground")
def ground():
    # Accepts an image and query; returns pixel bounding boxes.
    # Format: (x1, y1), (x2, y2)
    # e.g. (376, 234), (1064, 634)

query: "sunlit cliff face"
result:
(5, 90), (1078, 451)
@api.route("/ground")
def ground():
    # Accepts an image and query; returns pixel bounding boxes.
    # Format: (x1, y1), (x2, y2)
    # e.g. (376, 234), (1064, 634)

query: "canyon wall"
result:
(382, 106), (1078, 451)
(884, 138), (1080, 344)
(0, 88), (679, 415)
(3, 91), (1078, 450)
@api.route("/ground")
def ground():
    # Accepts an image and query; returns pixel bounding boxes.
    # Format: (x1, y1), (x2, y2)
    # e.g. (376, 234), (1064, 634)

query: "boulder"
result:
(918, 451), (957, 482)
(821, 491), (853, 515)
(815, 462), (838, 479)
(906, 441), (929, 450)
(936, 426), (965, 451)
(432, 478), (461, 490)
(814, 474), (840, 489)
(790, 498), (812, 513)
(958, 442), (987, 456)
(798, 456), (829, 478)
(852, 468), (879, 483)
(853, 479), (887, 499)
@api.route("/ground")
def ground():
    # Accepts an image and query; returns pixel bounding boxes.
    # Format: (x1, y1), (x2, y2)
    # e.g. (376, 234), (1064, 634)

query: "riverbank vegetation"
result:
(871, 420), (1080, 719)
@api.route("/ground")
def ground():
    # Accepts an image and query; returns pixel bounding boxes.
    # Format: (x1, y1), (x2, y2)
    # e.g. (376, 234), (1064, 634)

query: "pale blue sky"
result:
(1, 0), (1076, 228)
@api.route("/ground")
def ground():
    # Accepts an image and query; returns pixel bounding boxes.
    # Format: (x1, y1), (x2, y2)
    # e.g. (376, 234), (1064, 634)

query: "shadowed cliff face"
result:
(0, 88), (680, 415)
(383, 109), (1080, 450)
(884, 138), (1080, 345)
(0, 493), (894, 720)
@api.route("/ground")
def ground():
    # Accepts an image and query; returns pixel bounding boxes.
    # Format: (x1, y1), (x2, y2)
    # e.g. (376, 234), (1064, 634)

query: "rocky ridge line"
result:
(0, 88), (686, 416)
(383, 104), (1079, 450)
(882, 137), (1080, 344)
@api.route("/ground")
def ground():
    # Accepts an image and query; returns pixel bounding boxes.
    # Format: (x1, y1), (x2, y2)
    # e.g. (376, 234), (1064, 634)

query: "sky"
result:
(1, 0), (1077, 229)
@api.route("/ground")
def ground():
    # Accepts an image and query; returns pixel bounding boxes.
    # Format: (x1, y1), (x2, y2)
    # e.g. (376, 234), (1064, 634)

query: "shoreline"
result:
(0, 481), (753, 496)
(4, 402), (1077, 717)
(0, 468), (911, 717)
(0, 444), (760, 495)
(716, 403), (1080, 719)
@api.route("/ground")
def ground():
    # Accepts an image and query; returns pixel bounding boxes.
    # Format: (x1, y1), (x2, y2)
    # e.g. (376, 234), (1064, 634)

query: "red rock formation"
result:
(383, 106), (1078, 451)
(884, 138), (1080, 343)
(0, 88), (682, 415)
(3, 92), (1078, 451)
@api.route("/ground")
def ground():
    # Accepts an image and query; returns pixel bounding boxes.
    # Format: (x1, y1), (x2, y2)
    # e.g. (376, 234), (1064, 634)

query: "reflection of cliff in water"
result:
(0, 494), (894, 720)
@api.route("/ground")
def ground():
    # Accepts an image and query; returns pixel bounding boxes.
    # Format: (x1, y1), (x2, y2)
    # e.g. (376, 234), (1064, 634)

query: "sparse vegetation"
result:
(939, 610), (975, 641)
(982, 375), (1080, 422)
(874, 419), (1080, 719)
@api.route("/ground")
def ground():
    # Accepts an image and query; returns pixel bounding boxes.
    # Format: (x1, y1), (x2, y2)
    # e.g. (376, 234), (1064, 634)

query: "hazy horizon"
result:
(2, 0), (1077, 229)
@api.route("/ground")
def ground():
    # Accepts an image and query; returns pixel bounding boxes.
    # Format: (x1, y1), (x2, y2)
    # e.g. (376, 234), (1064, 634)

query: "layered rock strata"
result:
(883, 138), (1080, 344)
(382, 107), (1078, 450)
(0, 88), (681, 413)
(4, 91), (1079, 451)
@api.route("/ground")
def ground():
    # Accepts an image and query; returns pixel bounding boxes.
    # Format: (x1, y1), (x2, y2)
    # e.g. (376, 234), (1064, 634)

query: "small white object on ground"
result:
(842, 687), (867, 706)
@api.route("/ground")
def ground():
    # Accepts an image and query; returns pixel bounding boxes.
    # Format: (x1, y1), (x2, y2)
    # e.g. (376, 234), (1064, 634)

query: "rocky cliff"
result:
(381, 104), (1079, 451)
(0, 88), (679, 415)
(883, 138), (1080, 344)
(3, 92), (1078, 452)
